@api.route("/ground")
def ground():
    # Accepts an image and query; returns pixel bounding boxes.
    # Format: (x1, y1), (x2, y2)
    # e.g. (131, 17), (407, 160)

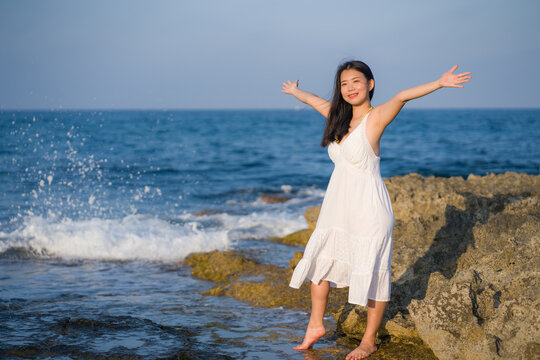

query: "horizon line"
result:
(1, 106), (540, 112)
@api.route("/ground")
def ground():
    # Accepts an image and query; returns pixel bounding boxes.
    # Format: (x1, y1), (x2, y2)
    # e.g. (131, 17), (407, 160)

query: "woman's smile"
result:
(340, 68), (372, 105)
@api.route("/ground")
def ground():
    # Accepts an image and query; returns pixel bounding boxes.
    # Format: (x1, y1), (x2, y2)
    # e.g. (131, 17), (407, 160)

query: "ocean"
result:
(1, 109), (539, 359)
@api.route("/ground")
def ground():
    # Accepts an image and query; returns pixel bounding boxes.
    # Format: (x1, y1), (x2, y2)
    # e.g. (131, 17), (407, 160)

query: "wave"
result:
(0, 210), (306, 262)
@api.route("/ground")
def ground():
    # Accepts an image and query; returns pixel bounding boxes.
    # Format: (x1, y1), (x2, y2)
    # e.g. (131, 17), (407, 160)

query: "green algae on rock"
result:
(269, 228), (313, 247)
(304, 206), (320, 230)
(183, 249), (349, 313)
(184, 250), (259, 283)
(289, 251), (303, 270)
(183, 249), (437, 357)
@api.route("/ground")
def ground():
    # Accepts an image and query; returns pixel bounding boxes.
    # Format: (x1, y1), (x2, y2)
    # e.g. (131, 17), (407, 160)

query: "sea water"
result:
(1, 109), (539, 359)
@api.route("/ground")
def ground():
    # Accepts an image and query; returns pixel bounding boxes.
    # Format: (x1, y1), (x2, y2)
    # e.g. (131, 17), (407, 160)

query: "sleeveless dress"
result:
(289, 110), (395, 306)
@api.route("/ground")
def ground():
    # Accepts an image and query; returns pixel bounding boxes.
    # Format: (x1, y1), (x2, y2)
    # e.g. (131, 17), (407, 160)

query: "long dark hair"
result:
(321, 60), (374, 147)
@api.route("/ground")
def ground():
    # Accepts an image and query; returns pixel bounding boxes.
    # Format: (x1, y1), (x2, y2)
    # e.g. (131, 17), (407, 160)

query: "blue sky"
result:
(1, 0), (539, 109)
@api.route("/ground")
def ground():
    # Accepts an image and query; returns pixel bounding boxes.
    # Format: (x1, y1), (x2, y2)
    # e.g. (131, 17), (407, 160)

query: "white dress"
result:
(289, 111), (394, 306)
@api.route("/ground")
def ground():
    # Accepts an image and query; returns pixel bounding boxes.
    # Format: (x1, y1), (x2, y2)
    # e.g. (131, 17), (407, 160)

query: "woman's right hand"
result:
(280, 80), (331, 118)
(281, 80), (299, 95)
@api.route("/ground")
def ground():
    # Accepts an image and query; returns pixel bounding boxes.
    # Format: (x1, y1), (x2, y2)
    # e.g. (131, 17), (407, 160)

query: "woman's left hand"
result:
(439, 65), (472, 88)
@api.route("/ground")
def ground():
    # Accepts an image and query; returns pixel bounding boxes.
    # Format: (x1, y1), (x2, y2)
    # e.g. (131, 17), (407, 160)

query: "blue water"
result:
(0, 109), (539, 358)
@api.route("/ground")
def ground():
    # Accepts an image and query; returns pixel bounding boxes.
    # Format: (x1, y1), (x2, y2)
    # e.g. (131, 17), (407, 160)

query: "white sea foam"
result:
(0, 210), (306, 262)
(201, 211), (306, 242)
(297, 186), (326, 198)
(0, 215), (226, 262)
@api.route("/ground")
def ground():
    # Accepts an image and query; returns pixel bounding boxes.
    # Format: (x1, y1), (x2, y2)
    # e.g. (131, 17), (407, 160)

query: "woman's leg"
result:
(346, 299), (387, 359)
(293, 280), (330, 350)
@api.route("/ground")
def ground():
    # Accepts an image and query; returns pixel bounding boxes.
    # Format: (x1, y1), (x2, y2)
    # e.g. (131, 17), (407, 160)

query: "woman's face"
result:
(340, 69), (373, 105)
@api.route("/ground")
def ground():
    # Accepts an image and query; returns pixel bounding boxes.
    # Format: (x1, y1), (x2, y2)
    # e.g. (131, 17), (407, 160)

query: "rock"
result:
(183, 249), (348, 313)
(407, 194), (540, 360)
(260, 193), (290, 203)
(334, 303), (435, 357)
(1, 316), (235, 360)
(289, 251), (303, 270)
(185, 172), (540, 359)
(304, 206), (320, 230)
(269, 228), (313, 246)
(184, 250), (258, 282)
(193, 209), (223, 216)
(328, 172), (539, 359)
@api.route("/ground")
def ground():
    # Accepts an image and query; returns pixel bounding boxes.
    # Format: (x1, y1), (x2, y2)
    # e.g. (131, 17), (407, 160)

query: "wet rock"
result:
(1, 315), (233, 360)
(183, 250), (259, 283)
(158, 350), (234, 360)
(0, 246), (44, 260)
(333, 303), (434, 357)
(269, 228), (313, 246)
(184, 248), (436, 356)
(183, 249), (348, 313)
(333, 337), (438, 360)
(260, 193), (290, 203)
(193, 209), (223, 216)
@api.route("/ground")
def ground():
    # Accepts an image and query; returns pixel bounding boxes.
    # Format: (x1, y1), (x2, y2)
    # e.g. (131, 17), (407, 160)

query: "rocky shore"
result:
(184, 172), (539, 360)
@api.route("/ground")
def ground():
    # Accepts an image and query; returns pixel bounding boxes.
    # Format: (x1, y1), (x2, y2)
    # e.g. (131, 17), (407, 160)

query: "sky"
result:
(1, 0), (539, 110)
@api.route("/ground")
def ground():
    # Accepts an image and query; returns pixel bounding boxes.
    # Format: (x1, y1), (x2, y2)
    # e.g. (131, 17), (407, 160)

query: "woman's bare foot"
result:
(293, 325), (326, 350)
(345, 340), (378, 359)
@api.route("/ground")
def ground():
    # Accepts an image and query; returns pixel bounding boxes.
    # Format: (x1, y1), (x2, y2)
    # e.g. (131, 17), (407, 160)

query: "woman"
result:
(282, 61), (471, 359)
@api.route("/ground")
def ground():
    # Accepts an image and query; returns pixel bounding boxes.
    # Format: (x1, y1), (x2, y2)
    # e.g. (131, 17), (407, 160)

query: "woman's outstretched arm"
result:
(374, 65), (472, 130)
(281, 80), (331, 119)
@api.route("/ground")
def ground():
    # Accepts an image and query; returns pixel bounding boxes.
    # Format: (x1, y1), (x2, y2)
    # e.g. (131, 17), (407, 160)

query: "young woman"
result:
(282, 61), (471, 359)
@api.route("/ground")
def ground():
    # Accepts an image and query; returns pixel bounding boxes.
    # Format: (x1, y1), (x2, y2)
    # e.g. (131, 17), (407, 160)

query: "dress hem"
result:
(288, 210), (393, 306)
